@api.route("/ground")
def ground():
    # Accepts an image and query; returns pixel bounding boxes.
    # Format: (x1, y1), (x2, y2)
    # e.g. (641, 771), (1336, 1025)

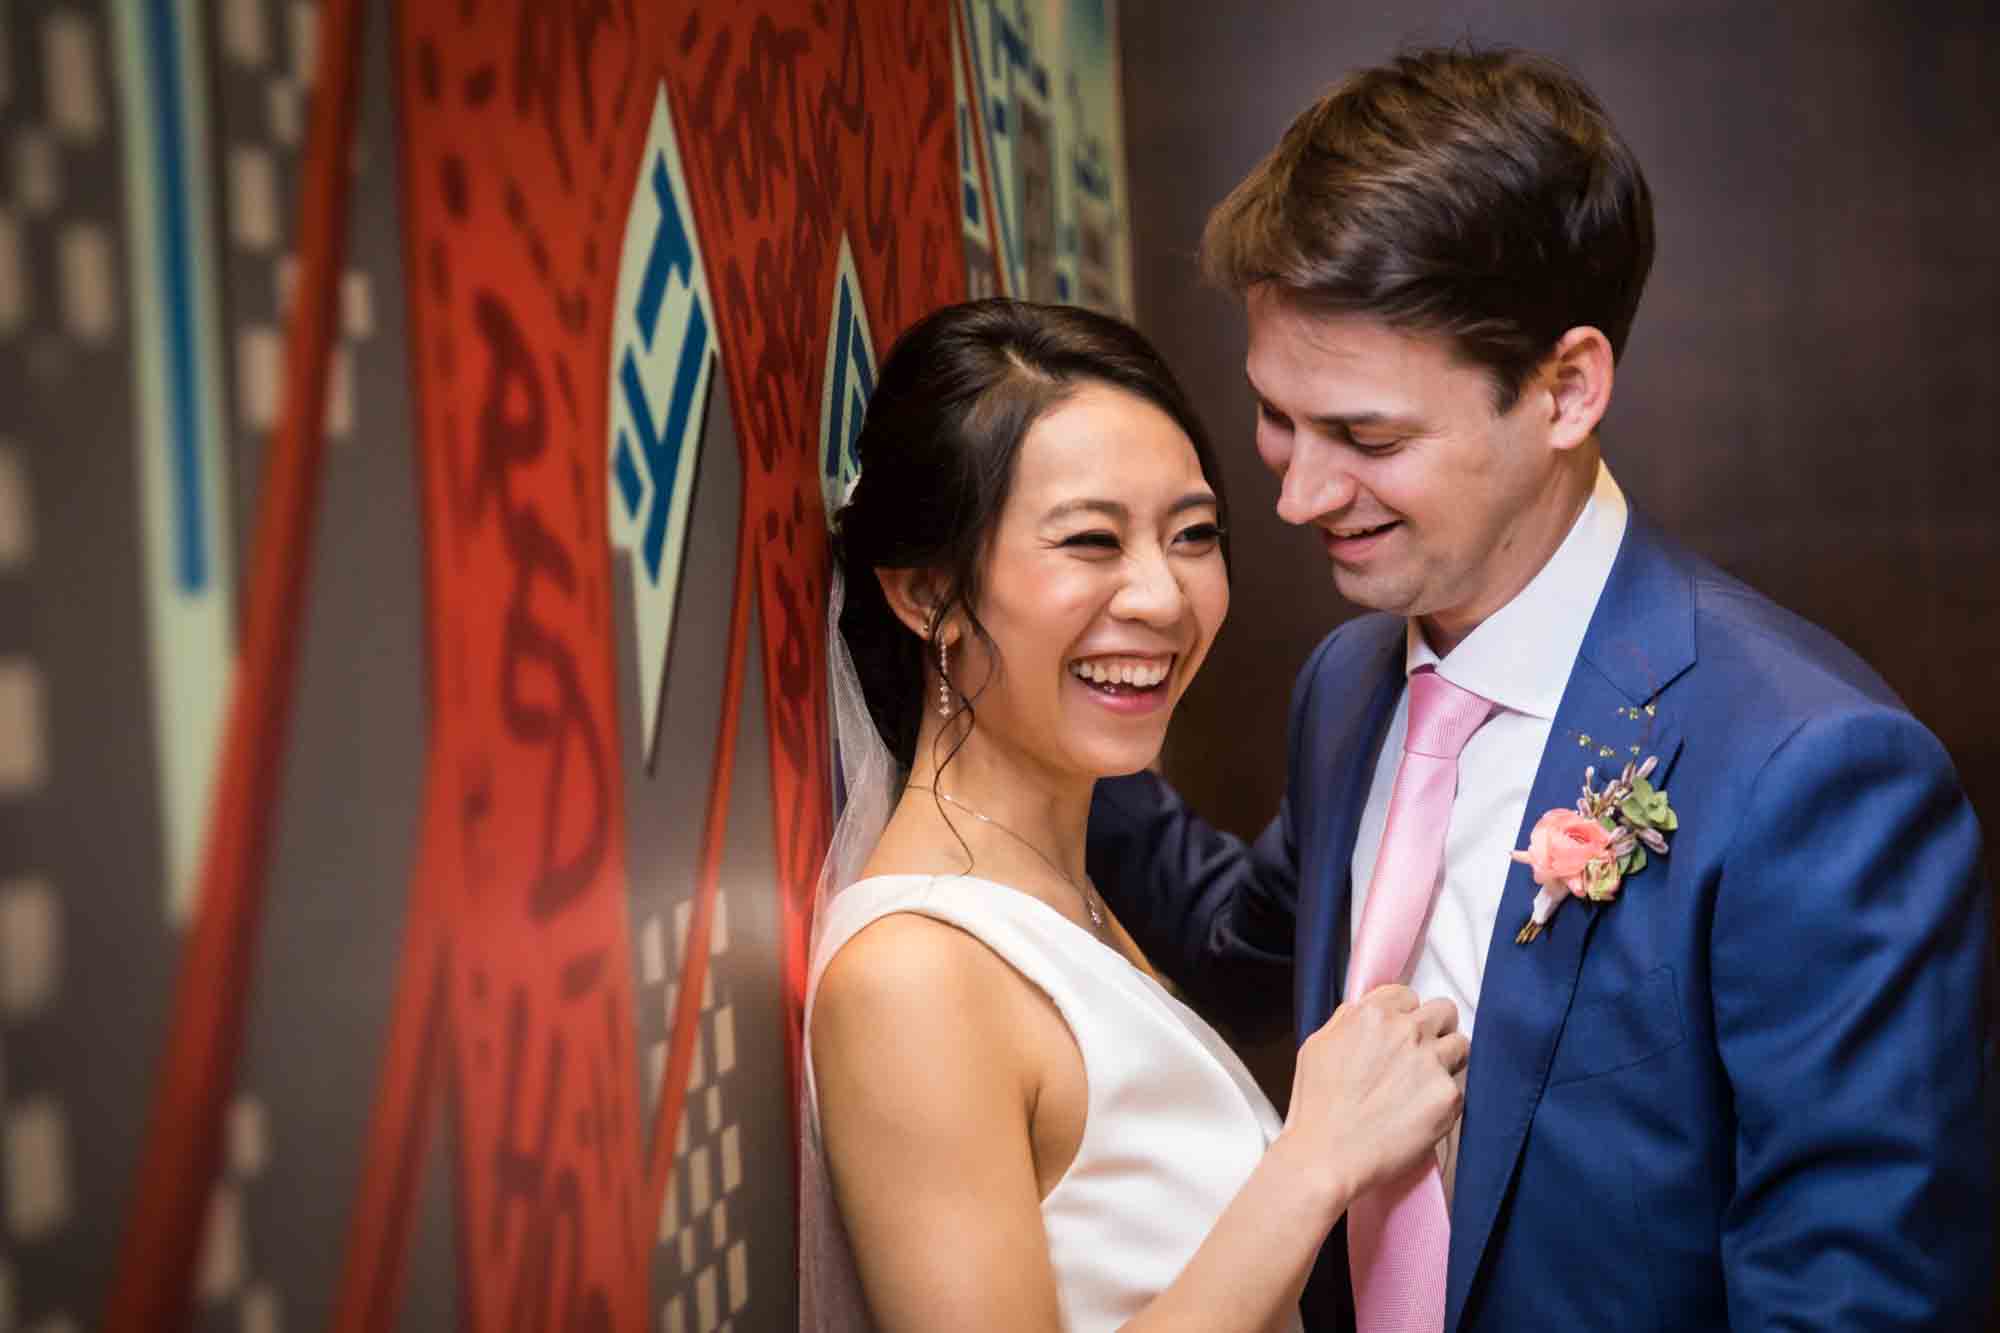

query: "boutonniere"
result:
(1513, 752), (1677, 944)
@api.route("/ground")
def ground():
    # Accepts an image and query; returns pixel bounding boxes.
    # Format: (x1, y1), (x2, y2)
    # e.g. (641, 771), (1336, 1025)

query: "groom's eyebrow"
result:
(1248, 381), (1409, 433)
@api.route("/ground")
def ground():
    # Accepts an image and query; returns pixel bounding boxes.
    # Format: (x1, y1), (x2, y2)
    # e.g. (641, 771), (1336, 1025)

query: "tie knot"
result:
(1404, 668), (1493, 759)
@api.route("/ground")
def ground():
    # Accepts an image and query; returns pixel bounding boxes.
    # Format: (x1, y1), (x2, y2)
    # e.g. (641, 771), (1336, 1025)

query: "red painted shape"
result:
(102, 1), (367, 1328)
(92, 0), (977, 1324)
(371, 9), (968, 1318)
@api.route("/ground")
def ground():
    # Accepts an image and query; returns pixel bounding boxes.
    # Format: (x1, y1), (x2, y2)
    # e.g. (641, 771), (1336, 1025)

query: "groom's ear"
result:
(875, 566), (952, 643)
(1541, 326), (1615, 451)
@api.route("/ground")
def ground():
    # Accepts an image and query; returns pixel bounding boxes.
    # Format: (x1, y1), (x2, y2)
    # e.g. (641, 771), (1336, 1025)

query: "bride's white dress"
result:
(805, 873), (1305, 1332)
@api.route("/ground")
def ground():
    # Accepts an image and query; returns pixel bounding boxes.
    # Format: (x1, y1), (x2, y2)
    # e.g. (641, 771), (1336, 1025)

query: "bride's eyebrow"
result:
(1165, 492), (1219, 516)
(1042, 498), (1128, 524)
(1041, 493), (1217, 524)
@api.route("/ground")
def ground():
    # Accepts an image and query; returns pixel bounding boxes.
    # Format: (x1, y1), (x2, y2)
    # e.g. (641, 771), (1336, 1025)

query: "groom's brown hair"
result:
(1201, 46), (1655, 411)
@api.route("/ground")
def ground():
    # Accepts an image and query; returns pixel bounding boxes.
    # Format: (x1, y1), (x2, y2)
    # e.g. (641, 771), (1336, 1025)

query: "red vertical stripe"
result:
(102, 0), (367, 1327)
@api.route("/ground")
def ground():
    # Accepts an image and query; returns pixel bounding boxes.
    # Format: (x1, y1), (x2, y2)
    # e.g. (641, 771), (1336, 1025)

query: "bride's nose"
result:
(1108, 547), (1183, 626)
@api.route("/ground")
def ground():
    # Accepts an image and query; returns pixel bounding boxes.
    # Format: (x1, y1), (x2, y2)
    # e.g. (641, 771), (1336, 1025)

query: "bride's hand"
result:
(1279, 984), (1468, 1203)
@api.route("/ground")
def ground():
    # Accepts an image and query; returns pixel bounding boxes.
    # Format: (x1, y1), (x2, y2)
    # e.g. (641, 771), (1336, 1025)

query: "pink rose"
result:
(1512, 809), (1617, 898)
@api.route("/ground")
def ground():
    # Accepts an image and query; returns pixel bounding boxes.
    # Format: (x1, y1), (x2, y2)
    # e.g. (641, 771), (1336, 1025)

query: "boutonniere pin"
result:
(1513, 752), (1677, 943)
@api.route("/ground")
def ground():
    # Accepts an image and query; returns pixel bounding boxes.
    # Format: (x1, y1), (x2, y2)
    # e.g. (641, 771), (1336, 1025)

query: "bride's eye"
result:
(1174, 522), (1224, 551)
(1060, 531), (1121, 552)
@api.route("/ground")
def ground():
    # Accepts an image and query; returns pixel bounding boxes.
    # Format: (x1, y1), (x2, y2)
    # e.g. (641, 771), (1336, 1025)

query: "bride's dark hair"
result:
(833, 298), (1228, 768)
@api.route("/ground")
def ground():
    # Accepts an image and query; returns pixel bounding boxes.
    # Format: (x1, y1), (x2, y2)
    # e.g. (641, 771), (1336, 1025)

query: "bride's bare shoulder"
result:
(816, 908), (1005, 1028)
(811, 903), (1045, 1084)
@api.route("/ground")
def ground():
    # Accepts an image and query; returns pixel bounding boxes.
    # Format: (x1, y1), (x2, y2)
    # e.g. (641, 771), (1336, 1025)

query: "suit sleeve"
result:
(1084, 636), (1335, 1042)
(1711, 707), (1994, 1330)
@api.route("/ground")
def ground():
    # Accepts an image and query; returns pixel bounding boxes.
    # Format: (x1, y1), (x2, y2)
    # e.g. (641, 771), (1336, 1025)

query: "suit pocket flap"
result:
(1546, 965), (1685, 1087)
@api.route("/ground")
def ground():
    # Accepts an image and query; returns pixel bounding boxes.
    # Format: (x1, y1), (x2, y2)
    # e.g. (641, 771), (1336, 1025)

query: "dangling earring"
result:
(936, 634), (951, 719)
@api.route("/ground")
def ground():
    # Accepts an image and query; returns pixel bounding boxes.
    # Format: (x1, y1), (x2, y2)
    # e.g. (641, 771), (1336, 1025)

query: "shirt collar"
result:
(1405, 461), (1629, 720)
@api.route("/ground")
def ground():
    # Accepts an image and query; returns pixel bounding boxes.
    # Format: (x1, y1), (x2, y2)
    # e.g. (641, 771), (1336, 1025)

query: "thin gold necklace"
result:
(905, 784), (1105, 931)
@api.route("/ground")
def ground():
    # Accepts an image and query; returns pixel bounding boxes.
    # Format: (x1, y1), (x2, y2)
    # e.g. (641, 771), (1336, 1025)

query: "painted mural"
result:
(0, 1), (1131, 1329)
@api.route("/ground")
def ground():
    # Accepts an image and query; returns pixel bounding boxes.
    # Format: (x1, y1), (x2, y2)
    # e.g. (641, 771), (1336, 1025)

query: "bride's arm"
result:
(816, 911), (1465, 1333)
(812, 915), (1069, 1330)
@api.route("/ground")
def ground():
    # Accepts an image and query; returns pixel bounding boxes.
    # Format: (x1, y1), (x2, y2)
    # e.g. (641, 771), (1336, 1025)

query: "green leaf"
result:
(1654, 797), (1678, 832)
(1618, 846), (1648, 876)
(1620, 796), (1655, 829)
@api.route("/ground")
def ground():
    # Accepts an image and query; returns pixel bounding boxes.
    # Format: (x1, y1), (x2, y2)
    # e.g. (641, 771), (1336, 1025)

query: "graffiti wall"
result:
(0, 1), (1131, 1329)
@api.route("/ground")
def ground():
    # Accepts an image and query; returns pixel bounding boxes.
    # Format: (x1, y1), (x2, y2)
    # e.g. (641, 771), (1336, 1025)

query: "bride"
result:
(802, 298), (1466, 1331)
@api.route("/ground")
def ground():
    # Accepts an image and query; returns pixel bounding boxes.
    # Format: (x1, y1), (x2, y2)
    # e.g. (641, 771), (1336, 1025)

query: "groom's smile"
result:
(1320, 519), (1402, 563)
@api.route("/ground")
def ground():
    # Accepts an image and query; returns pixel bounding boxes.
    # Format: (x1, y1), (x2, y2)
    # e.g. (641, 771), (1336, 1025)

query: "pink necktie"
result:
(1345, 667), (1493, 1333)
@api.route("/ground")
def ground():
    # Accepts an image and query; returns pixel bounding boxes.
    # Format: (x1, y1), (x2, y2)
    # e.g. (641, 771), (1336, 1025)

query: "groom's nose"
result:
(1273, 433), (1359, 526)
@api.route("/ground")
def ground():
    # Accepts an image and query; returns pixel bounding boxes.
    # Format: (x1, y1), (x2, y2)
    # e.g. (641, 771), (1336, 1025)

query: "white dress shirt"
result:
(1348, 462), (1628, 1196)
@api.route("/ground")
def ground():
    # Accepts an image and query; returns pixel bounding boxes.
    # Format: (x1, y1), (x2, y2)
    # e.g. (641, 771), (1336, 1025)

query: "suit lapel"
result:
(1443, 515), (1696, 1332)
(1295, 622), (1405, 1044)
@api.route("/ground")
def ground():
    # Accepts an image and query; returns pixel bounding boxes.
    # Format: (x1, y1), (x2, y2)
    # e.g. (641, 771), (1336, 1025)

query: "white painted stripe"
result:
(242, 1284), (280, 1333)
(268, 79), (301, 145)
(113, 4), (237, 927)
(44, 11), (103, 142)
(342, 270), (374, 339)
(714, 1002), (736, 1074)
(640, 913), (665, 984)
(0, 443), (30, 570)
(657, 1132), (679, 1240)
(0, 212), (25, 337)
(0, 658), (47, 796)
(196, 1186), (245, 1300)
(688, 1145), (712, 1214)
(14, 131), (60, 216)
(227, 1097), (268, 1178)
(288, 1), (317, 83)
(276, 251), (298, 317)
(237, 324), (283, 432)
(0, 877), (59, 1018)
(4, 1099), (70, 1239)
(58, 224), (115, 343)
(696, 1267), (718, 1331)
(727, 1241), (749, 1314)
(323, 343), (353, 439)
(229, 145), (279, 252)
(720, 1124), (742, 1191)
(221, 0), (268, 68)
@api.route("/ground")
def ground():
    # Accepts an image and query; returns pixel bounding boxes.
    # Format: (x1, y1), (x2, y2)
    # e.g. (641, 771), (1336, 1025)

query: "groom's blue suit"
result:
(1088, 511), (1993, 1330)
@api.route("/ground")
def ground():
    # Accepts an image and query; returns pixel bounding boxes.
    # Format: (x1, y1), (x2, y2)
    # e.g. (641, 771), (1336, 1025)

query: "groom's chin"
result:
(1328, 566), (1417, 617)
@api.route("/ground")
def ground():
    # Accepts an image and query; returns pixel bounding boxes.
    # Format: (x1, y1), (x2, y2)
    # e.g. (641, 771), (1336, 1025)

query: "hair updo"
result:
(832, 298), (1228, 769)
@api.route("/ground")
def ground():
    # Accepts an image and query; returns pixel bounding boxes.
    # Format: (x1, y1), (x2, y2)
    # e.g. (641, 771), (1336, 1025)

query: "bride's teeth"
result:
(1068, 657), (1173, 688)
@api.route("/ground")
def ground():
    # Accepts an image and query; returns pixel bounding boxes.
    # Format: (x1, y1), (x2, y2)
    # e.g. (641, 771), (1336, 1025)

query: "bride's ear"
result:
(875, 566), (953, 643)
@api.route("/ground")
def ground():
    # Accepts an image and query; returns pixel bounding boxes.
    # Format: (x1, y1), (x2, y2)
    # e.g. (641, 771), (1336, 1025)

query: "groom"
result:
(1088, 46), (1992, 1331)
